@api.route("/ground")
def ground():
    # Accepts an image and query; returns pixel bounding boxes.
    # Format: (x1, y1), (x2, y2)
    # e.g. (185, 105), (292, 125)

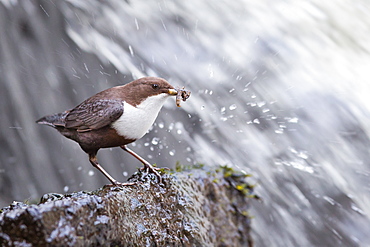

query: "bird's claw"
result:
(140, 164), (169, 183)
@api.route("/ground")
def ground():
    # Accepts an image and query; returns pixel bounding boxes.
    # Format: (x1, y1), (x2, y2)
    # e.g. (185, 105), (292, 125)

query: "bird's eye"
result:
(152, 84), (159, 89)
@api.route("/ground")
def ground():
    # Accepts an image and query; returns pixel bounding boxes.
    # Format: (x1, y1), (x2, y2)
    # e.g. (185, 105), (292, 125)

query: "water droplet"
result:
(151, 137), (160, 145)
(351, 204), (365, 215)
(297, 152), (308, 159)
(128, 45), (134, 57)
(169, 150), (175, 156)
(83, 63), (89, 72)
(177, 129), (182, 135)
(220, 107), (226, 113)
(229, 88), (235, 93)
(158, 122), (164, 128)
(134, 18), (139, 30)
(229, 104), (237, 110)
(123, 171), (128, 176)
(253, 118), (260, 124)
(88, 170), (95, 176)
(63, 186), (69, 192)
(275, 129), (284, 134)
(288, 117), (299, 123)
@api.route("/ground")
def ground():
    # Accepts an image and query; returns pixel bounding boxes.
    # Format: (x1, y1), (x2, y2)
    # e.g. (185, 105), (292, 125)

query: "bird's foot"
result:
(140, 164), (169, 184)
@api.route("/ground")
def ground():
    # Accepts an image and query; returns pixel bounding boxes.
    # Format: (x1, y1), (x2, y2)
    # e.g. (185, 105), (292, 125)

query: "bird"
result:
(36, 77), (180, 186)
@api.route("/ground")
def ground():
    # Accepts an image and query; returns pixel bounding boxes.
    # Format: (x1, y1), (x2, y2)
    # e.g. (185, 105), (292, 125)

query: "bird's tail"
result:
(36, 111), (69, 128)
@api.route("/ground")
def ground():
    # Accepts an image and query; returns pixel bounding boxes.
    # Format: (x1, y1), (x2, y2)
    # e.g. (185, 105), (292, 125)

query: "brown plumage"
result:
(36, 77), (180, 185)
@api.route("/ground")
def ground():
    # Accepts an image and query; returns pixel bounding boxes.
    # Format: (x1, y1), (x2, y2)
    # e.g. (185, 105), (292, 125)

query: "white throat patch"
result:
(112, 93), (170, 139)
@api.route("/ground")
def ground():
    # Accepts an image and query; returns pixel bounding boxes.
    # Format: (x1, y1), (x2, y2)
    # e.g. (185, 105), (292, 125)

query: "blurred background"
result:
(1, 0), (370, 246)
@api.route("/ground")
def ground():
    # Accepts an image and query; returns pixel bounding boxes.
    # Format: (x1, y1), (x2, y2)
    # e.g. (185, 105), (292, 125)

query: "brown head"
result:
(120, 77), (178, 106)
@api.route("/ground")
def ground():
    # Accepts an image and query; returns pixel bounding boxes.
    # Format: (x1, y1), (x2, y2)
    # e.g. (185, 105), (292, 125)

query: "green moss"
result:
(241, 211), (249, 217)
(248, 194), (262, 200)
(157, 167), (169, 174)
(218, 165), (235, 178)
(214, 165), (259, 199)
(174, 162), (205, 172)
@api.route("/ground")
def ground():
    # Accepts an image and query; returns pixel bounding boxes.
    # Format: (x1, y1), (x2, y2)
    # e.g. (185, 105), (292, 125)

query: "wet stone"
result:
(0, 166), (254, 246)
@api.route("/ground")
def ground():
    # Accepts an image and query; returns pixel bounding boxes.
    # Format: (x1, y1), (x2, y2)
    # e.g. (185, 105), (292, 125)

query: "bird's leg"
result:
(120, 145), (164, 183)
(88, 152), (134, 186)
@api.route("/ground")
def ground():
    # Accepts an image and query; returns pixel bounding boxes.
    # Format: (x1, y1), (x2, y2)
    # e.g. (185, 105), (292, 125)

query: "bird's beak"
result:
(167, 88), (178, 96)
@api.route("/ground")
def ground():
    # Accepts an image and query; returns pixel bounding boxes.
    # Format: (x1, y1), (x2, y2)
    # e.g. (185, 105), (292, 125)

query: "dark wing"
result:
(65, 99), (124, 132)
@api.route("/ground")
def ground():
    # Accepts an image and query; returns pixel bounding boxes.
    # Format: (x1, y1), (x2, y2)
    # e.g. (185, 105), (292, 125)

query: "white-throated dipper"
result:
(36, 77), (190, 185)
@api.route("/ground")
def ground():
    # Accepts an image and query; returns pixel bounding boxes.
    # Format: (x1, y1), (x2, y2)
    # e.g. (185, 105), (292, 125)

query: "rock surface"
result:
(0, 166), (254, 246)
